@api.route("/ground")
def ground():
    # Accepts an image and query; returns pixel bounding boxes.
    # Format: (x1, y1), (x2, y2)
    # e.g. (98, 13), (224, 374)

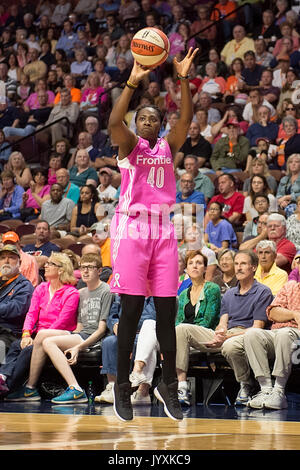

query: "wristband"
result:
(22, 330), (31, 338)
(177, 74), (190, 80)
(126, 80), (138, 89)
(207, 243), (211, 248)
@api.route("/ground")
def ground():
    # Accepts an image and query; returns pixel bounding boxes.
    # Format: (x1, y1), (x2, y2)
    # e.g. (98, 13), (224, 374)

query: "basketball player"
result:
(108, 47), (199, 421)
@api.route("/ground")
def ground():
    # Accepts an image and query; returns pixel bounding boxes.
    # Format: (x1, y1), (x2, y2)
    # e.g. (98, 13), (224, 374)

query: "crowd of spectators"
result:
(0, 0), (300, 411)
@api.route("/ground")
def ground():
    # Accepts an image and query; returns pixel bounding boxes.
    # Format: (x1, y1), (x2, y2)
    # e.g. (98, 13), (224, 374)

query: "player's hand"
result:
(128, 60), (151, 86)
(173, 47), (199, 78)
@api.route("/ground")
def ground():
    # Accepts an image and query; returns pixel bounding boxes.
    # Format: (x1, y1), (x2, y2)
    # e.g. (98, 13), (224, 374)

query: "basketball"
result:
(131, 27), (170, 68)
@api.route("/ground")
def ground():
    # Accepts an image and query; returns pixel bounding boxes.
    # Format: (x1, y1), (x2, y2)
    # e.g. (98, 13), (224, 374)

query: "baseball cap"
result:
(0, 244), (20, 257)
(99, 167), (113, 176)
(90, 222), (106, 232)
(256, 137), (270, 145)
(2, 232), (20, 244)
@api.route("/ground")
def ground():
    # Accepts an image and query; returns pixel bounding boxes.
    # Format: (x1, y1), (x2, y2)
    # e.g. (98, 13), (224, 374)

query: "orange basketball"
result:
(131, 27), (170, 68)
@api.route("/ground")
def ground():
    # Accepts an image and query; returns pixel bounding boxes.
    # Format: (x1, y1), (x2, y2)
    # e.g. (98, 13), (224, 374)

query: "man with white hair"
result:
(254, 240), (288, 295)
(267, 213), (296, 272)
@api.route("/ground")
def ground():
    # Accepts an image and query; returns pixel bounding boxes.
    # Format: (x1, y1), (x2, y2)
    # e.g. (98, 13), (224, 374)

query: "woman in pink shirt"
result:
(0, 252), (79, 396)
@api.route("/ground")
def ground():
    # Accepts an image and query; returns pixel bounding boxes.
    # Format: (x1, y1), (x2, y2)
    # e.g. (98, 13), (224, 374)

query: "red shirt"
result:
(276, 238), (297, 273)
(209, 192), (245, 219)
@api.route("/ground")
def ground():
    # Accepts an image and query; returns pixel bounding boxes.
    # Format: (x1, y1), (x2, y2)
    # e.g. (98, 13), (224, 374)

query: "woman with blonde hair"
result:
(0, 251), (80, 398)
(243, 156), (277, 195)
(276, 153), (300, 215)
(6, 151), (32, 189)
(80, 71), (107, 113)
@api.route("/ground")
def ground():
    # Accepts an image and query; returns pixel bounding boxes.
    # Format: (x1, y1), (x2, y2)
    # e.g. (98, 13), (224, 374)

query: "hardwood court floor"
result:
(1, 400), (300, 451)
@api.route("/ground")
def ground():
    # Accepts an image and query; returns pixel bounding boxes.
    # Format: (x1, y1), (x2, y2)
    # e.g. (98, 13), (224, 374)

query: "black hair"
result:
(134, 104), (164, 125)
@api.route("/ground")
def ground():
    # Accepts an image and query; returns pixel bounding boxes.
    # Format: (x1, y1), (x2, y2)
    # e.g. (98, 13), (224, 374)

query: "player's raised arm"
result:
(166, 48), (199, 156)
(108, 60), (151, 158)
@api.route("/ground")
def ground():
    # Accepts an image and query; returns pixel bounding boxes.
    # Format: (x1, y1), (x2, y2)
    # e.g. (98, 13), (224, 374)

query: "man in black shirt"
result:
(175, 121), (212, 170)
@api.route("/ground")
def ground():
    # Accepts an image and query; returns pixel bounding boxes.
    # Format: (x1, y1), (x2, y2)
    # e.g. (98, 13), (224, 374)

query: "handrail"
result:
(0, 115), (71, 153)
(189, 2), (251, 41)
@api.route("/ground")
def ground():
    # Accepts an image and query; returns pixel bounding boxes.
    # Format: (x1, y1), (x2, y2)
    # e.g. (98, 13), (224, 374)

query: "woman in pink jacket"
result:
(0, 252), (80, 396)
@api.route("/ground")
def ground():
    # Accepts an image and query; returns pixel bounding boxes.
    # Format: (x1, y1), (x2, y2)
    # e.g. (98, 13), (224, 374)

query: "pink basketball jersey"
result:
(116, 136), (176, 217)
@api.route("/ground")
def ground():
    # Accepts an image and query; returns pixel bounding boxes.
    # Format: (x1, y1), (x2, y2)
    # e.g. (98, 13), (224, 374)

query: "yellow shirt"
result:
(254, 263), (288, 296)
(221, 37), (255, 66)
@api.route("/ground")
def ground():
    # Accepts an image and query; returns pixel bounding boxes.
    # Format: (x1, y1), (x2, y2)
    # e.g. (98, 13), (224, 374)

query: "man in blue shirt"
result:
(205, 250), (274, 406)
(176, 172), (206, 216)
(56, 20), (79, 58)
(23, 220), (60, 270)
(246, 105), (279, 147)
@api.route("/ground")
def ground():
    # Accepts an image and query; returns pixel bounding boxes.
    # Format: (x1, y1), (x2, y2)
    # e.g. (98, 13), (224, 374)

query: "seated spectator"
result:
(242, 88), (276, 125)
(40, 183), (75, 237)
(22, 220), (60, 270)
(240, 211), (269, 251)
(254, 240), (288, 295)
(97, 167), (117, 204)
(67, 185), (101, 242)
(286, 196), (300, 251)
(20, 167), (50, 222)
(70, 48), (93, 82)
(191, 5), (217, 46)
(277, 73), (299, 117)
(224, 58), (244, 98)
(213, 248), (238, 296)
(55, 168), (80, 205)
(0, 170), (24, 221)
(84, 115), (108, 164)
(192, 91), (221, 126)
(1, 231), (39, 287)
(245, 105), (279, 147)
(23, 48), (47, 84)
(210, 120), (250, 174)
(7, 51), (22, 83)
(273, 21), (300, 58)
(6, 252), (113, 404)
(55, 18), (78, 53)
(276, 99), (300, 142)
(54, 74), (81, 105)
(176, 155), (215, 203)
(0, 245), (34, 365)
(221, 25), (255, 67)
(23, 78), (55, 112)
(211, 106), (249, 141)
(0, 63), (17, 101)
(0, 98), (20, 131)
(205, 250), (274, 407)
(211, 0), (238, 41)
(258, 69), (280, 106)
(198, 62), (226, 101)
(276, 153), (300, 215)
(267, 213), (297, 272)
(175, 249), (222, 405)
(239, 50), (265, 90)
(39, 39), (56, 68)
(80, 72), (107, 114)
(69, 149), (98, 188)
(90, 222), (112, 268)
(174, 121), (212, 171)
(47, 153), (63, 186)
(243, 157), (278, 195)
(288, 252), (300, 281)
(253, 9), (280, 45)
(93, 58), (111, 90)
(168, 22), (196, 63)
(204, 202), (237, 252)
(178, 223), (218, 283)
(16, 73), (32, 106)
(0, 252), (79, 397)
(275, 116), (300, 170)
(39, 88), (80, 147)
(175, 173), (206, 217)
(5, 152), (32, 190)
(205, 173), (245, 228)
(4, 90), (52, 139)
(243, 175), (278, 222)
(194, 108), (213, 144)
(243, 198), (270, 240)
(272, 54), (293, 88)
(244, 278), (300, 410)
(254, 38), (274, 68)
(146, 81), (165, 112)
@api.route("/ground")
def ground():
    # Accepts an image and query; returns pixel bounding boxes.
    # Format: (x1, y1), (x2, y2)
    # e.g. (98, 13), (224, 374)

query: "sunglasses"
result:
(286, 107), (296, 111)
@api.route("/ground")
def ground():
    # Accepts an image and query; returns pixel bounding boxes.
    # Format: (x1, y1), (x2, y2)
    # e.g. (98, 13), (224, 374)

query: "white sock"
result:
(178, 380), (188, 390)
(257, 376), (272, 391)
(274, 376), (287, 393)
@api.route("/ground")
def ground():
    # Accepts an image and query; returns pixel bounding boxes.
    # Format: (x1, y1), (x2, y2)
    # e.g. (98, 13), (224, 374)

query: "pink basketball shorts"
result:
(110, 214), (178, 297)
